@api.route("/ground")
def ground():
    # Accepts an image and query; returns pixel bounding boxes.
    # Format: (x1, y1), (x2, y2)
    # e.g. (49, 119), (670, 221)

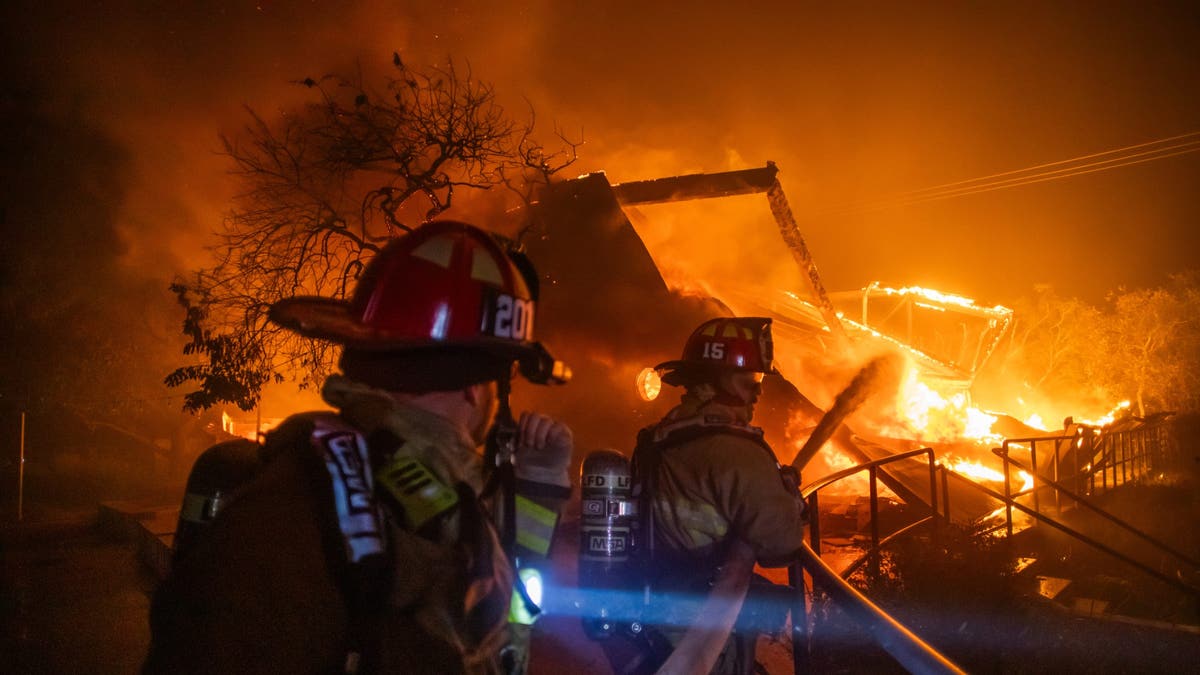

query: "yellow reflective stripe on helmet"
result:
(514, 495), (558, 556)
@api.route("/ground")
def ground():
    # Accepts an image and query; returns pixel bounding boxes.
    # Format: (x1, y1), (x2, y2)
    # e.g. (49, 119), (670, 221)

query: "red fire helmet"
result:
(656, 317), (776, 386)
(269, 220), (569, 384)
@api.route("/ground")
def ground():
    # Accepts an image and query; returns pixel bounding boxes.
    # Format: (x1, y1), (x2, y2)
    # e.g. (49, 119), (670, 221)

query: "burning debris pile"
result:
(522, 164), (1157, 528)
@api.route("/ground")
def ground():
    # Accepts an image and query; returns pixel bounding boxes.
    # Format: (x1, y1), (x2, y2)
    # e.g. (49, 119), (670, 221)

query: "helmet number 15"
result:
(703, 341), (725, 360)
(494, 294), (534, 341)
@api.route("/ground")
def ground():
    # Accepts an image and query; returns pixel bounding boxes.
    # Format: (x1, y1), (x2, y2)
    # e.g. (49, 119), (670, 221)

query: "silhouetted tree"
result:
(167, 55), (579, 411)
(988, 273), (1200, 417)
(1102, 271), (1200, 416)
(997, 285), (1108, 404)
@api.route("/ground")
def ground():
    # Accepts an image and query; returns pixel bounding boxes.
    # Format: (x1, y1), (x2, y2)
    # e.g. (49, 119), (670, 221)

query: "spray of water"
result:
(790, 352), (903, 471)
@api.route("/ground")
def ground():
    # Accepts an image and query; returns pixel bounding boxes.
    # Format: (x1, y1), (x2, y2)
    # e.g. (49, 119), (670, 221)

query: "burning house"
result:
(518, 167), (979, 492)
(511, 163), (1178, 542)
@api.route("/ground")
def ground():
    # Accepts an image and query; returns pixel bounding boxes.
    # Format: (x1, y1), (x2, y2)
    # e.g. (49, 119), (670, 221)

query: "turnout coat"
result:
(145, 378), (561, 674)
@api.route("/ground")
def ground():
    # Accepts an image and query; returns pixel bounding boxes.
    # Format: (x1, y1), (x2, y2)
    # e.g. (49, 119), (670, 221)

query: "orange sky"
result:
(3, 0), (1198, 307)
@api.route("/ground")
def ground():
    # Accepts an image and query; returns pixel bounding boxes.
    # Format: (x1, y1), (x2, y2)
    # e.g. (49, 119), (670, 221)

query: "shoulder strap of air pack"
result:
(640, 414), (773, 458)
(262, 412), (391, 674)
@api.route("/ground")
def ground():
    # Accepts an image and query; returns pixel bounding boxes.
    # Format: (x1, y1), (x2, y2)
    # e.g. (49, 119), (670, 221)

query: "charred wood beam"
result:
(766, 178), (848, 341)
(613, 162), (847, 341)
(611, 163), (780, 205)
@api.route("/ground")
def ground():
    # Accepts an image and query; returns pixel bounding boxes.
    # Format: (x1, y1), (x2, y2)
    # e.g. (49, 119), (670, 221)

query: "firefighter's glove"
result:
(515, 412), (573, 488)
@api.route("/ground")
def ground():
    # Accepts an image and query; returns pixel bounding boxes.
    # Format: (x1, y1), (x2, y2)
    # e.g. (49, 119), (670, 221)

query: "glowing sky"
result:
(4, 0), (1198, 305)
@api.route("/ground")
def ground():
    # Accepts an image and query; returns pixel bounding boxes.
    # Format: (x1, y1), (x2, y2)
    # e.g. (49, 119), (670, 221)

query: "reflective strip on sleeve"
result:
(180, 492), (216, 524)
(514, 495), (558, 556)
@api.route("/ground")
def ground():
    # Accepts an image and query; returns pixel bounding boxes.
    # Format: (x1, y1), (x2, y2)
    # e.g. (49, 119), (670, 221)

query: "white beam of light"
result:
(539, 583), (796, 633)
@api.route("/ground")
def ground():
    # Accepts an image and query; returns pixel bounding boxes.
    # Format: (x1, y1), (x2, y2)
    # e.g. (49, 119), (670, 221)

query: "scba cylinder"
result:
(578, 449), (636, 639)
(174, 439), (263, 561)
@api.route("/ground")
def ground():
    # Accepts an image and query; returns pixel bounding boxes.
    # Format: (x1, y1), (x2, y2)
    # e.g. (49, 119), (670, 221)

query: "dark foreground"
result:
(0, 520), (156, 675)
(2, 481), (1198, 674)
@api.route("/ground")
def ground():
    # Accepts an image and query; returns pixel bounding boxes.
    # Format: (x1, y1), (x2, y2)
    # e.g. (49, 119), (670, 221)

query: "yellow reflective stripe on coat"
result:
(514, 495), (558, 556)
(509, 567), (543, 625)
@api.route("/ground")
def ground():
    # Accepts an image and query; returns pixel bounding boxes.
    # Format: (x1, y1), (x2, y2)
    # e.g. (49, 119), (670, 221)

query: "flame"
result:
(948, 454), (1035, 534)
(820, 446), (872, 494)
(946, 457), (1034, 493)
(785, 413), (895, 498)
(801, 444), (898, 499)
(1074, 400), (1131, 427)
(222, 410), (283, 441)
(873, 284), (1010, 315)
(887, 365), (1001, 444)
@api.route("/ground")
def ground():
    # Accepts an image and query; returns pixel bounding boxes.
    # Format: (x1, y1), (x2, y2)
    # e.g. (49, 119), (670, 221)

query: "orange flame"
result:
(886, 365), (1002, 444)
(945, 456), (1034, 493)
(875, 284), (1009, 314)
(1074, 400), (1131, 427)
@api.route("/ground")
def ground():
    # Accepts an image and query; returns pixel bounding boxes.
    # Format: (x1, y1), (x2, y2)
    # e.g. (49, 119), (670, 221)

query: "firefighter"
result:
(631, 316), (807, 674)
(144, 220), (573, 674)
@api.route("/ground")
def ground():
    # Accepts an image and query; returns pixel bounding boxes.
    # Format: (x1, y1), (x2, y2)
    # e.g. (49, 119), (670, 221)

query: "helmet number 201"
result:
(493, 294), (534, 341)
(702, 341), (725, 360)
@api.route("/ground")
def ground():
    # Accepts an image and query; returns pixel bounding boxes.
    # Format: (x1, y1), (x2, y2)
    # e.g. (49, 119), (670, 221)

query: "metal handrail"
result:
(840, 516), (937, 580)
(996, 449), (1200, 569)
(800, 447), (939, 572)
(788, 447), (963, 674)
(946, 467), (1200, 597)
(794, 542), (967, 675)
(801, 447), (936, 496)
(784, 416), (1191, 674)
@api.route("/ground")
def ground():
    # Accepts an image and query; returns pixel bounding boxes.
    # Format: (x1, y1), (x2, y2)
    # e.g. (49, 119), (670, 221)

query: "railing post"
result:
(1141, 429), (1149, 478)
(940, 465), (950, 524)
(1080, 432), (1089, 497)
(1119, 431), (1126, 482)
(1134, 429), (1141, 480)
(869, 465), (880, 581)
(808, 492), (821, 554)
(805, 489), (821, 669)
(788, 561), (809, 674)
(1101, 432), (1108, 491)
(1121, 433), (1128, 485)
(1002, 449), (1014, 538)
(926, 449), (939, 547)
(1111, 432), (1118, 486)
(1028, 441), (1042, 518)
(1051, 439), (1061, 515)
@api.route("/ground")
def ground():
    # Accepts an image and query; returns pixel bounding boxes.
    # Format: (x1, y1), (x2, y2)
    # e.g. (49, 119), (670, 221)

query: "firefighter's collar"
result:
(323, 374), (482, 490)
(673, 391), (755, 426)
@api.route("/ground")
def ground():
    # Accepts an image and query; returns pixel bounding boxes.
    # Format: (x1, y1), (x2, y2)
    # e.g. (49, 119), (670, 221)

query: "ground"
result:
(0, 518), (155, 675)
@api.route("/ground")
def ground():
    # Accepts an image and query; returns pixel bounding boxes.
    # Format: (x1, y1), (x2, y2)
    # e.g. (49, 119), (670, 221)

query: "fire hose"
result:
(790, 354), (900, 472)
(654, 539), (757, 675)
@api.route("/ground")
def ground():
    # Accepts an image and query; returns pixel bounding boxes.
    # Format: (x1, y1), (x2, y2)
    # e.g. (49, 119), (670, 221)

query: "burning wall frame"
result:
(609, 162), (1013, 392)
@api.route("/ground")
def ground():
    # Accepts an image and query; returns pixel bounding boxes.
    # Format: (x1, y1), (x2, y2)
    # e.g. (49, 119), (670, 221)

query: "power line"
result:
(843, 141), (1200, 213)
(864, 131), (1200, 198)
(816, 131), (1200, 217)
(853, 138), (1200, 210)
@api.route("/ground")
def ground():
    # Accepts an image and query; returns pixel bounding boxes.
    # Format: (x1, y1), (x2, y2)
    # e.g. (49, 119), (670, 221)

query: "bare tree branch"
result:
(167, 55), (576, 410)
